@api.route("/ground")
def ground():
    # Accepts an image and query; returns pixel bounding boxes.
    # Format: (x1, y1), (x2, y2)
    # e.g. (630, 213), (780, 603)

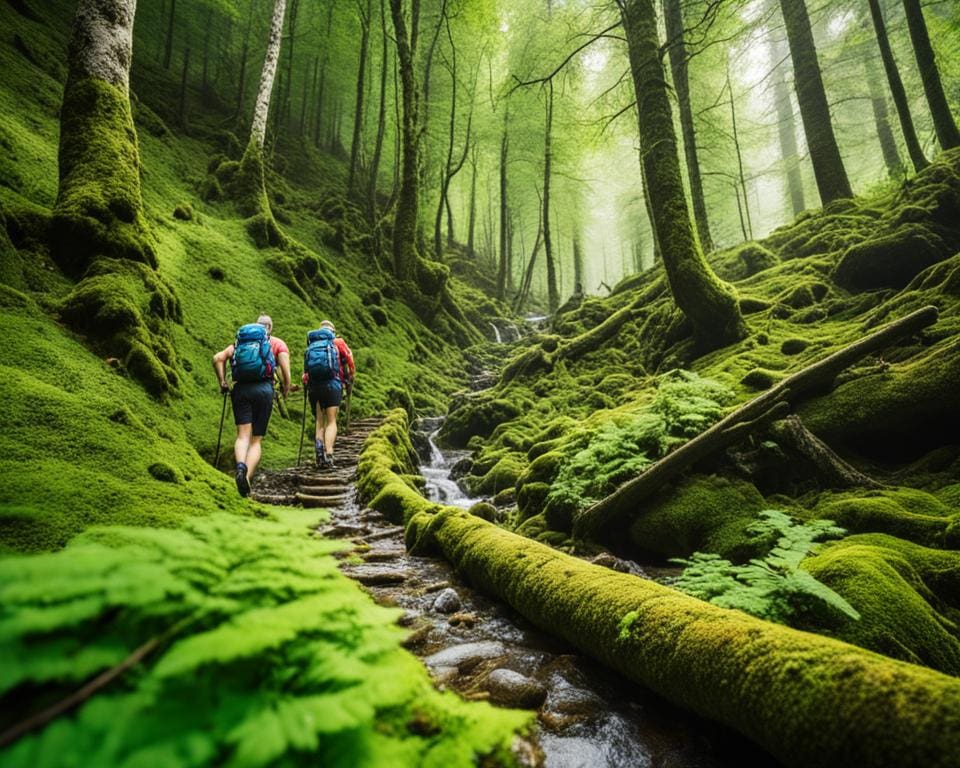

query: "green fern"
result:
(0, 512), (529, 766)
(670, 510), (859, 626)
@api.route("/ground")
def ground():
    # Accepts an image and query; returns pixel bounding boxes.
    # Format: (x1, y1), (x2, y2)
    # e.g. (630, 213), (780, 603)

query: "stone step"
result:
(296, 491), (352, 507)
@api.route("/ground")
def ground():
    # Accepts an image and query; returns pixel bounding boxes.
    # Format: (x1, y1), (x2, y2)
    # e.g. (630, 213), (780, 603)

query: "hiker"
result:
(213, 314), (293, 496)
(303, 319), (354, 469)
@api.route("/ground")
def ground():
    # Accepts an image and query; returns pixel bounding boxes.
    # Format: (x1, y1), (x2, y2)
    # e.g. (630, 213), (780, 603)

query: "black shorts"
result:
(232, 380), (274, 436)
(309, 379), (343, 414)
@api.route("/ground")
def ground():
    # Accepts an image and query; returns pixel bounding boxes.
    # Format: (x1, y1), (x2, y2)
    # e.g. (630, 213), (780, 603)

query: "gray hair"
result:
(257, 314), (273, 333)
(319, 319), (335, 332)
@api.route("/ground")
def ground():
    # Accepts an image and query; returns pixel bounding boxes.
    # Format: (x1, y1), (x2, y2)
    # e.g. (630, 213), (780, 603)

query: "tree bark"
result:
(466, 141), (478, 257)
(389, 0), (422, 282)
(234, 0), (255, 121)
(727, 65), (752, 241)
(778, 0), (852, 204)
(280, 0), (300, 132)
(574, 305), (939, 540)
(543, 80), (559, 313)
(770, 415), (882, 490)
(621, 0), (746, 350)
(865, 50), (904, 180)
(496, 108), (510, 300)
(177, 43), (190, 129)
(867, 0), (928, 171)
(313, 2), (335, 147)
(572, 234), (584, 293)
(663, 0), (712, 253)
(771, 33), (806, 216)
(349, 0), (373, 195)
(250, 0), (287, 149)
(163, 0), (176, 70)
(368, 0), (389, 222)
(902, 0), (960, 151)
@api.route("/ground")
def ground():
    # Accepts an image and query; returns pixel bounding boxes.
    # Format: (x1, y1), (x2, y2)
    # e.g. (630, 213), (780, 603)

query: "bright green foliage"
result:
(546, 370), (733, 511)
(0, 510), (530, 766)
(669, 510), (857, 626)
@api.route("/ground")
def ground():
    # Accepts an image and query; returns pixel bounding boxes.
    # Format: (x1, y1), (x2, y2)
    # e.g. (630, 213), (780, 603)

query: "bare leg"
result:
(246, 436), (263, 479)
(323, 406), (339, 455)
(235, 423), (252, 465)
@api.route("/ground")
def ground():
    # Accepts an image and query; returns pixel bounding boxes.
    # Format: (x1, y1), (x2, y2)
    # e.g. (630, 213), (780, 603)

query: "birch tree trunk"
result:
(621, 0), (746, 350)
(250, 0), (287, 150)
(55, 0), (182, 398)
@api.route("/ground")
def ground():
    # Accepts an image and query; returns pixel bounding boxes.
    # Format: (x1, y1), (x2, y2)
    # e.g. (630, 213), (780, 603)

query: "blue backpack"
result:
(231, 323), (276, 383)
(304, 328), (340, 382)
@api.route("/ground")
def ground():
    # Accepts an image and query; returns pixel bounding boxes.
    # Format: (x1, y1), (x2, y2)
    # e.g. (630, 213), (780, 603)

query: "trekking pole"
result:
(296, 386), (307, 466)
(214, 390), (228, 469)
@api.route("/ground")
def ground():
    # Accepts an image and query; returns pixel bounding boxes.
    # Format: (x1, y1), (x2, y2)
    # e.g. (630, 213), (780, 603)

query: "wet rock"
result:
(346, 566), (412, 586)
(546, 683), (606, 719)
(484, 669), (548, 709)
(433, 587), (462, 613)
(398, 610), (421, 627)
(401, 624), (432, 648)
(590, 552), (648, 578)
(424, 641), (506, 671)
(362, 548), (405, 562)
(448, 612), (479, 628)
(423, 580), (451, 593)
(430, 665), (459, 686)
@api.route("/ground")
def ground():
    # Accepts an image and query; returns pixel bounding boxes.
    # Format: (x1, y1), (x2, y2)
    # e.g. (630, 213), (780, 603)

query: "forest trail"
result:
(251, 413), (766, 766)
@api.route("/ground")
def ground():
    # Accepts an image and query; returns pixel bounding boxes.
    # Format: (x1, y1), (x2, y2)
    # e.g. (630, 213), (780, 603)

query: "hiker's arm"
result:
(277, 351), (292, 397)
(212, 348), (230, 392)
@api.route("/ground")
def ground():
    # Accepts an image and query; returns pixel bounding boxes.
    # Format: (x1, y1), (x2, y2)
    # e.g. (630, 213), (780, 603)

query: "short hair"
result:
(257, 314), (273, 333)
(319, 319), (335, 331)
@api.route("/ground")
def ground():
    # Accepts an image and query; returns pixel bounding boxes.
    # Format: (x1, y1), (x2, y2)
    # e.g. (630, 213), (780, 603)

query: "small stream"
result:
(399, 417), (778, 768)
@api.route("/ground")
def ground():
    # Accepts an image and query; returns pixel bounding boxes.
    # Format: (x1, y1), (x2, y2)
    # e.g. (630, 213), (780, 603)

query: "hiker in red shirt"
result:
(303, 319), (355, 469)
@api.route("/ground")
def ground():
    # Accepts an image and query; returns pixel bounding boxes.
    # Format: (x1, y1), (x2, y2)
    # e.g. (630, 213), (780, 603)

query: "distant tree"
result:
(619, 0), (746, 350)
(866, 0), (927, 171)
(778, 0), (852, 204)
(864, 49), (904, 179)
(348, 0), (373, 196)
(768, 20), (806, 216)
(901, 0), (960, 151)
(662, 0), (712, 253)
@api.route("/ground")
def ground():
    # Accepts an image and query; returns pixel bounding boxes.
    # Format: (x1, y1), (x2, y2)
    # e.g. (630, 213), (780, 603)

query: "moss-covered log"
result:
(359, 412), (960, 768)
(574, 305), (939, 541)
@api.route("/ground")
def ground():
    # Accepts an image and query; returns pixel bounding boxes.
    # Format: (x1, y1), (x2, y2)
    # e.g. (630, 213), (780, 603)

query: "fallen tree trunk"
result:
(357, 411), (960, 768)
(573, 305), (938, 540)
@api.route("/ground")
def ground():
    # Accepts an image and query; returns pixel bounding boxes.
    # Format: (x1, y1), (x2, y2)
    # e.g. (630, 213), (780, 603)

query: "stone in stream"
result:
(424, 641), (506, 671)
(590, 551), (648, 578)
(344, 565), (412, 586)
(483, 669), (548, 709)
(432, 587), (462, 614)
(429, 665), (459, 687)
(447, 612), (478, 628)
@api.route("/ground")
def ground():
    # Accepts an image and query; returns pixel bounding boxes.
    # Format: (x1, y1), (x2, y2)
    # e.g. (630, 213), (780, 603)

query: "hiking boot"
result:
(235, 464), (250, 497)
(324, 454), (336, 470)
(315, 441), (325, 468)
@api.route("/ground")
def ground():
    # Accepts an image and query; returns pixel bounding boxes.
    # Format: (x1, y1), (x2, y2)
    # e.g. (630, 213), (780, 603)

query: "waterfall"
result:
(489, 322), (503, 344)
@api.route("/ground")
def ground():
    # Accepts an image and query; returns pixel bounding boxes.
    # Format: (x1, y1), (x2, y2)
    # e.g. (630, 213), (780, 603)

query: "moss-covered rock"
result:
(834, 224), (951, 291)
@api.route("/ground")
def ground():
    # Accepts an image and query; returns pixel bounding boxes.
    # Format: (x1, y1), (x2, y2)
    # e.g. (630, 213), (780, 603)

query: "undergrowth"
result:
(669, 510), (858, 627)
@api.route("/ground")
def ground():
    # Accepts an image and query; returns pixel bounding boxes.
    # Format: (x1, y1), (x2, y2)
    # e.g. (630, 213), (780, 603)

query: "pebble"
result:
(448, 611), (478, 628)
(424, 641), (506, 671)
(483, 668), (548, 709)
(432, 587), (462, 613)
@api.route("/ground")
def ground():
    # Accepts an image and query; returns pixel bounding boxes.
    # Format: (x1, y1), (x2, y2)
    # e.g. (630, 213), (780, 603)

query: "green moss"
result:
(804, 534), (960, 675)
(740, 368), (779, 390)
(737, 242), (779, 276)
(834, 224), (951, 291)
(628, 475), (770, 560)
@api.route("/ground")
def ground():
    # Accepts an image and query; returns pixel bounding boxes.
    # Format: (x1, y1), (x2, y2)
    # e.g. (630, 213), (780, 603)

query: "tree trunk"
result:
(234, 0), (255, 121)
(434, 18), (458, 260)
(390, 0), (422, 282)
(621, 0), (746, 350)
(313, 2), (335, 147)
(727, 65), (752, 241)
(662, 0), (712, 253)
(778, 0), (852, 204)
(902, 0), (960, 151)
(178, 43), (190, 129)
(349, 0), (373, 196)
(163, 0), (176, 70)
(867, 0), (928, 171)
(281, 0), (299, 132)
(467, 141), (477, 257)
(55, 0), (181, 397)
(514, 206), (543, 313)
(574, 305), (939, 540)
(201, 7), (211, 103)
(865, 50), (904, 180)
(299, 55), (316, 135)
(250, 0), (287, 149)
(497, 109), (509, 300)
(368, 0), (390, 222)
(543, 80), (559, 313)
(770, 28), (806, 216)
(572, 234), (584, 293)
